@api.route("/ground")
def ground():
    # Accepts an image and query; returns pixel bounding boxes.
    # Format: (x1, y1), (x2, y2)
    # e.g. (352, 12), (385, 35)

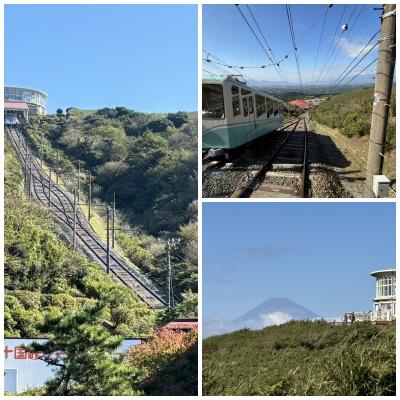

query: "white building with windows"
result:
(370, 269), (396, 321)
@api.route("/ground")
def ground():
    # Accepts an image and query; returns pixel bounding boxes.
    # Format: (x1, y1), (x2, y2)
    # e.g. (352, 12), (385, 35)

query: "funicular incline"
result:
(7, 126), (168, 310)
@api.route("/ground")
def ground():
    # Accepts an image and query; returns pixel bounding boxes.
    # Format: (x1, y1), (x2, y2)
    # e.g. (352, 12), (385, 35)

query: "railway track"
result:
(234, 116), (309, 198)
(7, 126), (167, 310)
(202, 116), (309, 198)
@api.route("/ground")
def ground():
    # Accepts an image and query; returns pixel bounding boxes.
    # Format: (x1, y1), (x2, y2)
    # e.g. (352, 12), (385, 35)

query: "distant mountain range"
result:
(204, 297), (321, 338)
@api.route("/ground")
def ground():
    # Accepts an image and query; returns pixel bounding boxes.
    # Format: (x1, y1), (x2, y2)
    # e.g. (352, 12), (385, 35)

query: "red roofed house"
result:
(163, 318), (198, 333)
(289, 99), (311, 110)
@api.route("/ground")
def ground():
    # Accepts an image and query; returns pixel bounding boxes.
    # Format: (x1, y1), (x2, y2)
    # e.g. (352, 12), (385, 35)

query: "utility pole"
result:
(112, 191), (116, 248)
(56, 147), (59, 184)
(77, 161), (81, 205)
(40, 131), (44, 167)
(167, 238), (172, 309)
(28, 155), (32, 199)
(73, 188), (77, 251)
(88, 171), (92, 221)
(106, 206), (110, 274)
(48, 170), (52, 206)
(365, 4), (396, 197)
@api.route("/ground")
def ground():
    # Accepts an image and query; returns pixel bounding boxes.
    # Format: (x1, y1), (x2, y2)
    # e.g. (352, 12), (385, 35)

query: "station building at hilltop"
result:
(4, 86), (47, 123)
(370, 269), (396, 321)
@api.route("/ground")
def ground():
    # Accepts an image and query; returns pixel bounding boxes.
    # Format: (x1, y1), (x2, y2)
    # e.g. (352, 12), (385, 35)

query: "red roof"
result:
(4, 102), (29, 110)
(163, 318), (198, 330)
(289, 99), (310, 109)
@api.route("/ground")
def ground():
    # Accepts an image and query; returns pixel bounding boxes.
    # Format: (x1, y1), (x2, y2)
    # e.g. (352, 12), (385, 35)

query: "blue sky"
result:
(203, 4), (381, 86)
(203, 202), (395, 320)
(5, 5), (197, 113)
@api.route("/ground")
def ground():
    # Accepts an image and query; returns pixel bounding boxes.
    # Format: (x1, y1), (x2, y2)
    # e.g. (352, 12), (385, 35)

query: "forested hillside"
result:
(310, 87), (396, 151)
(4, 137), (155, 338)
(203, 320), (395, 396)
(19, 108), (198, 302)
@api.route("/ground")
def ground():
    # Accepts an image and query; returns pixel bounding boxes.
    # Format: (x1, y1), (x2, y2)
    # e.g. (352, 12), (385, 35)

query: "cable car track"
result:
(233, 115), (309, 198)
(7, 127), (167, 310)
(202, 116), (307, 198)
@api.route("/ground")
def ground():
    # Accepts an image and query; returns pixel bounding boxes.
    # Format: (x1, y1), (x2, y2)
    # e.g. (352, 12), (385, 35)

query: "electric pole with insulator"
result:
(106, 206), (111, 274)
(365, 4), (396, 197)
(112, 191), (116, 248)
(88, 171), (92, 221)
(73, 188), (77, 251)
(48, 170), (52, 206)
(167, 238), (172, 309)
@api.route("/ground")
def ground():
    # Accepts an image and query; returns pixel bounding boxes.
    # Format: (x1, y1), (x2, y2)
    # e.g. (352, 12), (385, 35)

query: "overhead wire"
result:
(311, 4), (332, 84)
(317, 4), (364, 86)
(338, 57), (377, 90)
(235, 4), (291, 88)
(330, 30), (380, 89)
(285, 4), (304, 92)
(313, 4), (347, 88)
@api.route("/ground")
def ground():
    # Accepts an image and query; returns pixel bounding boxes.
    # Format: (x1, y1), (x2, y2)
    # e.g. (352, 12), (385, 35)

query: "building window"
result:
(377, 275), (395, 297)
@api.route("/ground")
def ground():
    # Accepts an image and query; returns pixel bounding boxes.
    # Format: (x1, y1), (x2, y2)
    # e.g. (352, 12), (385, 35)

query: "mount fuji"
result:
(204, 297), (321, 338)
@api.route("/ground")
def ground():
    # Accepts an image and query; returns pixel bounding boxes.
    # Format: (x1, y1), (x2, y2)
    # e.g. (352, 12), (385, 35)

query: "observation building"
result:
(370, 268), (396, 321)
(4, 87), (47, 123)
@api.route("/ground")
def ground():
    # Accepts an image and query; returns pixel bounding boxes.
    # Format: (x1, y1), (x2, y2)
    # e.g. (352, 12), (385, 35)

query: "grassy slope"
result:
(309, 87), (396, 151)
(203, 320), (395, 396)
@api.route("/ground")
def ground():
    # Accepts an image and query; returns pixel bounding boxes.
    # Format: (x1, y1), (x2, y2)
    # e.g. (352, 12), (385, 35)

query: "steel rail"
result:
(231, 116), (304, 198)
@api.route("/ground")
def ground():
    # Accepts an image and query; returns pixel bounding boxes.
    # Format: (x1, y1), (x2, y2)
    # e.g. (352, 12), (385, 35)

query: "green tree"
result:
(28, 302), (144, 396)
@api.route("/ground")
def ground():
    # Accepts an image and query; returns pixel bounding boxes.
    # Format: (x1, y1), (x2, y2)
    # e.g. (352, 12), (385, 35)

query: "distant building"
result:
(163, 318), (198, 333)
(4, 87), (47, 123)
(289, 99), (310, 110)
(370, 269), (396, 321)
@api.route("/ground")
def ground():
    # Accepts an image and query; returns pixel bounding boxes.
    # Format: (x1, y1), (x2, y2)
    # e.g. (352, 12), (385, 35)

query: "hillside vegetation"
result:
(4, 137), (155, 338)
(310, 87), (396, 151)
(203, 320), (395, 396)
(19, 107), (198, 303)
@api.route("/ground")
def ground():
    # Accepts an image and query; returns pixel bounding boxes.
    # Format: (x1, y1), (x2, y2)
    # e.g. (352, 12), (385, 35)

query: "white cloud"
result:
(260, 312), (293, 327)
(339, 37), (375, 59)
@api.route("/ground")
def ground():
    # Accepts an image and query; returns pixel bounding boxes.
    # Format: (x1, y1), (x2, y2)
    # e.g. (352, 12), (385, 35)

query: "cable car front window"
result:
(202, 84), (225, 119)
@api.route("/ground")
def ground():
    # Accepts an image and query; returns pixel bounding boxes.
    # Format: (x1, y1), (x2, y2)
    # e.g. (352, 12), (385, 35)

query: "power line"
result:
(235, 4), (291, 88)
(313, 4), (347, 88)
(311, 4), (333, 84)
(330, 31), (379, 88)
(202, 57), (275, 69)
(285, 4), (304, 93)
(338, 57), (377, 90)
(202, 50), (261, 86)
(317, 5), (364, 86)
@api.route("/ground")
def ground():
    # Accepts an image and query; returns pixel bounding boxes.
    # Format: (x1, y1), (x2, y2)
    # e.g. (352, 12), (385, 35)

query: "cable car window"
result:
(202, 84), (225, 119)
(274, 101), (279, 116)
(243, 97), (248, 117)
(266, 99), (274, 117)
(249, 96), (254, 114)
(232, 95), (241, 117)
(241, 88), (251, 95)
(255, 94), (266, 117)
(231, 85), (239, 95)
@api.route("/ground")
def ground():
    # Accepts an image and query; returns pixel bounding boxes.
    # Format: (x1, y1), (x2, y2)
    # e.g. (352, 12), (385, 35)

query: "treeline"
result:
(309, 87), (396, 151)
(24, 108), (197, 235)
(203, 320), (395, 396)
